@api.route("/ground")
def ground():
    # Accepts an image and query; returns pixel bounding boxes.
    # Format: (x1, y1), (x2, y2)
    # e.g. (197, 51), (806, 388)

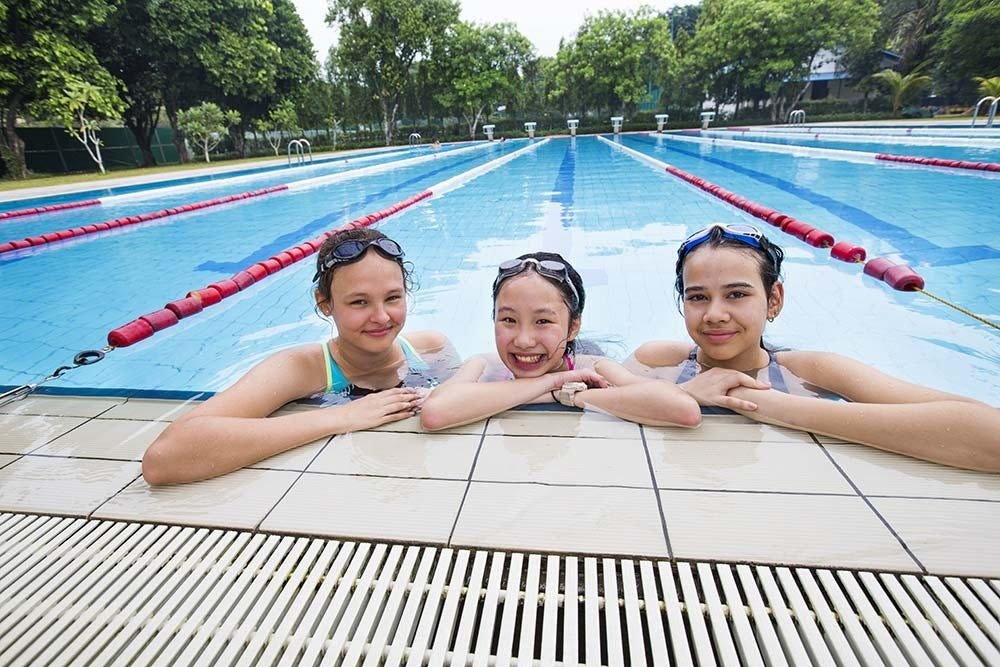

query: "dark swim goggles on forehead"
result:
(678, 223), (763, 257)
(313, 237), (404, 282)
(492, 257), (580, 310)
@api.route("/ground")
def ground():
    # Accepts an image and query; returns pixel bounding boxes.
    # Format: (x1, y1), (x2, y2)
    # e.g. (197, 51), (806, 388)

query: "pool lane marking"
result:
(0, 186), (289, 257)
(0, 143), (492, 260)
(106, 138), (549, 348)
(629, 133), (1000, 267)
(0, 199), (100, 221)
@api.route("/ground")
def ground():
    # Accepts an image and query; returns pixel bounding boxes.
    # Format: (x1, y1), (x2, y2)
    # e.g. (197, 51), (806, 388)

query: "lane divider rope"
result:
(876, 153), (1000, 172)
(0, 186), (287, 256)
(0, 199), (100, 220)
(107, 137), (550, 349)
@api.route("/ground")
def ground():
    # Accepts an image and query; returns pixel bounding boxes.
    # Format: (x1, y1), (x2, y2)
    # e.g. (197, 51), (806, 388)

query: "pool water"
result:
(1, 134), (997, 405)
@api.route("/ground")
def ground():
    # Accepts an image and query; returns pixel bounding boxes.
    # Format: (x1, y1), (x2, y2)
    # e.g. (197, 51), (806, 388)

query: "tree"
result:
(688, 0), (880, 121)
(974, 76), (1000, 98)
(177, 102), (240, 163)
(253, 99), (301, 155)
(431, 22), (534, 139)
(45, 77), (125, 174)
(0, 0), (119, 179)
(873, 67), (932, 115)
(327, 0), (460, 145)
(933, 0), (1000, 102)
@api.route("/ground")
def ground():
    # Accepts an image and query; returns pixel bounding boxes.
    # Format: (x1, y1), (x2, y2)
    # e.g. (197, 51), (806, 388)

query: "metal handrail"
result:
(971, 96), (998, 128)
(788, 109), (806, 125)
(408, 133), (422, 145)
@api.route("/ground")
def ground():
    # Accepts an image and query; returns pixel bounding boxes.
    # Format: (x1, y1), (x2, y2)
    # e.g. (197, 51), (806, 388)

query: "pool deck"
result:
(2, 393), (998, 579)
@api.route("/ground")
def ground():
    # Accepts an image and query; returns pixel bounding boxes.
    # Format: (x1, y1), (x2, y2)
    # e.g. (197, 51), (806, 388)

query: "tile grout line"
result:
(254, 435), (338, 532)
(639, 424), (673, 560)
(447, 419), (491, 546)
(810, 432), (927, 573)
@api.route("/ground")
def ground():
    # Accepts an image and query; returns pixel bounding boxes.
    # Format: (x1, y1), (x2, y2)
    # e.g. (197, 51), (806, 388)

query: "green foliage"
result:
(550, 7), (675, 117)
(683, 0), (880, 120)
(934, 0), (1000, 101)
(177, 102), (241, 163)
(328, 0), (461, 145)
(974, 76), (1000, 98)
(0, 0), (120, 178)
(872, 67), (932, 115)
(430, 21), (534, 138)
(43, 76), (125, 174)
(253, 99), (302, 155)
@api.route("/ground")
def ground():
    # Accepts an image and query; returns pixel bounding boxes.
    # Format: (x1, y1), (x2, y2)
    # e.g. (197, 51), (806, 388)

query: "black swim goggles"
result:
(313, 237), (404, 282)
(492, 257), (580, 310)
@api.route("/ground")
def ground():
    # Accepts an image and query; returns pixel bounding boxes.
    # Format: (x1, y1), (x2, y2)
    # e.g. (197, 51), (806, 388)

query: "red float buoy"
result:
(165, 297), (204, 319)
(107, 319), (156, 347)
(830, 241), (866, 263)
(207, 279), (240, 298)
(782, 219), (814, 240)
(804, 229), (835, 248)
(140, 308), (180, 332)
(863, 257), (896, 280)
(188, 287), (223, 306)
(883, 265), (925, 291)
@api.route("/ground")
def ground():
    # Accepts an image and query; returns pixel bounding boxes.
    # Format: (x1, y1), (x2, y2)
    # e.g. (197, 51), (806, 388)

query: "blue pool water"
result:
(698, 130), (1000, 163)
(2, 134), (998, 404)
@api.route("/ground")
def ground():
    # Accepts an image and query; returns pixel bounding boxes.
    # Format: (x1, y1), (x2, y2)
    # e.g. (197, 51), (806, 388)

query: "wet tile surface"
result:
(661, 490), (920, 572)
(0, 457), (140, 516)
(0, 395), (122, 418)
(0, 397), (995, 577)
(453, 483), (667, 557)
(870, 497), (1000, 577)
(261, 473), (465, 543)
(0, 414), (89, 454)
(95, 469), (301, 530)
(32, 419), (168, 460)
(309, 431), (479, 479)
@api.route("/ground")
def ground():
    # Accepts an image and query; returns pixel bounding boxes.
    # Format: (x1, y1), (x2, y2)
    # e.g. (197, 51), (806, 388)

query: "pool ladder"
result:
(787, 109), (806, 125)
(287, 139), (312, 165)
(971, 96), (998, 128)
(409, 132), (422, 145)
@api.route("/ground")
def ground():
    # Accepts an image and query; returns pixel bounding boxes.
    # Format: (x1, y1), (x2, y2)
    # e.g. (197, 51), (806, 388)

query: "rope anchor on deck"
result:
(0, 346), (112, 409)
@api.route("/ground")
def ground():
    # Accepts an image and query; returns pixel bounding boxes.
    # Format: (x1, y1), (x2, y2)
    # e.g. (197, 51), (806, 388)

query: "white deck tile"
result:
(645, 418), (813, 444)
(0, 454), (20, 468)
(308, 431), (479, 479)
(31, 418), (168, 461)
(248, 437), (329, 471)
(0, 457), (140, 516)
(94, 469), (301, 530)
(260, 473), (466, 543)
(373, 415), (484, 435)
(662, 490), (919, 572)
(486, 410), (641, 439)
(648, 439), (854, 494)
(870, 497), (1000, 577)
(452, 483), (668, 557)
(824, 443), (1000, 501)
(0, 414), (89, 454)
(472, 435), (651, 487)
(99, 398), (203, 422)
(0, 395), (123, 417)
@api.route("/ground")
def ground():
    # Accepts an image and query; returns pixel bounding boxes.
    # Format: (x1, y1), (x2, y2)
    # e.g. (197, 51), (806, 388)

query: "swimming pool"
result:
(1, 133), (997, 405)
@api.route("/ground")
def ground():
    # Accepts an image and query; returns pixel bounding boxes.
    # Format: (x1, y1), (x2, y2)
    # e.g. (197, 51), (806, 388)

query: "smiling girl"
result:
(420, 252), (700, 431)
(628, 223), (1000, 472)
(142, 228), (458, 485)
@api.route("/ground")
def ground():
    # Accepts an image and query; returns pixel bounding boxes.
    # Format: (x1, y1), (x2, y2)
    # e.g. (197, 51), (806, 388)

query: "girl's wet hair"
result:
(314, 228), (413, 302)
(492, 251), (586, 355)
(673, 226), (784, 308)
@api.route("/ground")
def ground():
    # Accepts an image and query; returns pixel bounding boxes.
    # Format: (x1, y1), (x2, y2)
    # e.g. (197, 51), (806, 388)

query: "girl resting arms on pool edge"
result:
(142, 229), (458, 485)
(420, 252), (700, 431)
(626, 223), (1000, 472)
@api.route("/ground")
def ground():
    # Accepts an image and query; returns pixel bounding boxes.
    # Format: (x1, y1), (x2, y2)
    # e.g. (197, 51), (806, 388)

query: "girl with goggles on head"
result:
(420, 251), (700, 431)
(142, 228), (459, 486)
(626, 223), (1000, 472)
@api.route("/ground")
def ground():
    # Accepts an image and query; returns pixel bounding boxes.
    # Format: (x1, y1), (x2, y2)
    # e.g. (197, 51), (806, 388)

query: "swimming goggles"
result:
(313, 237), (404, 282)
(678, 223), (764, 257)
(492, 257), (580, 310)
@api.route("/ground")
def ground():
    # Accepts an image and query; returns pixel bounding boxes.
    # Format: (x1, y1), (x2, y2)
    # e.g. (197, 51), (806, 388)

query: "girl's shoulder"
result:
(401, 329), (452, 354)
(630, 340), (693, 368)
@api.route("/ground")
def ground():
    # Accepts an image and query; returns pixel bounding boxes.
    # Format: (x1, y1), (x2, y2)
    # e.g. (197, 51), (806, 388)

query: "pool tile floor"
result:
(1, 393), (998, 577)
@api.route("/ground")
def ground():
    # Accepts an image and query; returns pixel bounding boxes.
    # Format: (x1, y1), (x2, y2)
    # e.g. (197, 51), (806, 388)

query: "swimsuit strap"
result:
(675, 347), (700, 384)
(398, 335), (430, 372)
(322, 342), (351, 394)
(563, 353), (575, 371)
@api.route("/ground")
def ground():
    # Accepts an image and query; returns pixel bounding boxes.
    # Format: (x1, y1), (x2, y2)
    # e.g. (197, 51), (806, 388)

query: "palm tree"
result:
(872, 68), (933, 117)
(974, 76), (1000, 98)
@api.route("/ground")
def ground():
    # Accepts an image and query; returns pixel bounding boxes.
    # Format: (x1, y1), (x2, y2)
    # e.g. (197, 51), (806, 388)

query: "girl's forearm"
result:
(576, 383), (701, 427)
(142, 410), (347, 486)
(421, 377), (554, 431)
(730, 388), (1000, 472)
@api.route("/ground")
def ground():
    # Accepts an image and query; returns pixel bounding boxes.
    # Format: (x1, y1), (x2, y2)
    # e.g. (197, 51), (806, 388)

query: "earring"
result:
(767, 316), (775, 322)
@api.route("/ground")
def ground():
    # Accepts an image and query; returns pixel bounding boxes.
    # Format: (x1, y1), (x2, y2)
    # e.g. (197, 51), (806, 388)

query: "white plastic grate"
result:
(0, 512), (998, 666)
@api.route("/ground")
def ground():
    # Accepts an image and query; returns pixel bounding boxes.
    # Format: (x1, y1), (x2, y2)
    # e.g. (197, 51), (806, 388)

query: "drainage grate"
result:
(0, 513), (997, 666)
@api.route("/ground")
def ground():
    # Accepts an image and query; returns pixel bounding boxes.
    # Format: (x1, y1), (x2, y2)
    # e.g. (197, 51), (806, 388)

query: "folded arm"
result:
(571, 359), (701, 427)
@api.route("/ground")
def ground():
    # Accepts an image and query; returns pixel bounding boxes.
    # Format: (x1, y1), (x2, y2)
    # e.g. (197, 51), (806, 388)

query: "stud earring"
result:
(767, 316), (775, 322)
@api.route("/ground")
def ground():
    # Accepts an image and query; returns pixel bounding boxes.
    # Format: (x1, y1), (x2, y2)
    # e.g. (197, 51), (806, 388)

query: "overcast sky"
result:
(291, 0), (677, 63)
